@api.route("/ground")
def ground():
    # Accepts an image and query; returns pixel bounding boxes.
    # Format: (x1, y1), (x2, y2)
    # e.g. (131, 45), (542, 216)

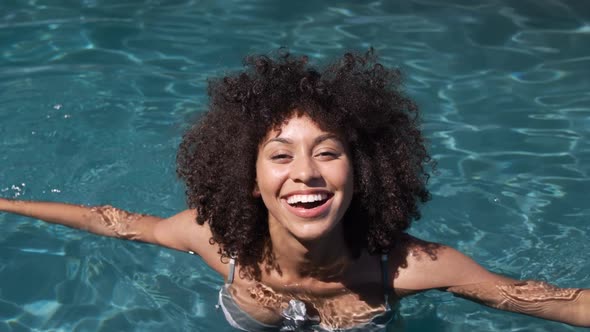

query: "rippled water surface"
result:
(1, 0), (589, 331)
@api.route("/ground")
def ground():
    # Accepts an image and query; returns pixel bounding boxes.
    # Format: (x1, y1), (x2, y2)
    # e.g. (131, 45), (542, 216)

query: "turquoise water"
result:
(1, 0), (589, 331)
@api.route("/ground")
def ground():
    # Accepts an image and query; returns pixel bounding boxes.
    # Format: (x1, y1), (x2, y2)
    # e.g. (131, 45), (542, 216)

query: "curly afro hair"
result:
(177, 49), (432, 280)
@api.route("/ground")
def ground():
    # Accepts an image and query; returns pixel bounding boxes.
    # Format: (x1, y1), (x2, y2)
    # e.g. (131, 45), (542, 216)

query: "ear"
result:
(252, 181), (261, 197)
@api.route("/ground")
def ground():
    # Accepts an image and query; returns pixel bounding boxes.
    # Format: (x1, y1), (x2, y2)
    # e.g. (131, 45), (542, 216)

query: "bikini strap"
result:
(226, 257), (236, 284)
(380, 253), (391, 309)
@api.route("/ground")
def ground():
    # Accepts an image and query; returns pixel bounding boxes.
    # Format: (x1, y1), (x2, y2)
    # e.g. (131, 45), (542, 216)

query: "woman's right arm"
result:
(0, 197), (161, 239)
(1, 198), (230, 276)
(0, 198), (208, 254)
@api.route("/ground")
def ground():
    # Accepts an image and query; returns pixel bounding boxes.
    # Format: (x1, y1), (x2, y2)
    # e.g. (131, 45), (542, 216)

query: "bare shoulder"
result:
(152, 210), (220, 258)
(391, 235), (510, 295)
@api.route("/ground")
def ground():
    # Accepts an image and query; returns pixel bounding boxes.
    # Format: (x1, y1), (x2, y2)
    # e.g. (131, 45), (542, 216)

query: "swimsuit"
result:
(217, 254), (397, 331)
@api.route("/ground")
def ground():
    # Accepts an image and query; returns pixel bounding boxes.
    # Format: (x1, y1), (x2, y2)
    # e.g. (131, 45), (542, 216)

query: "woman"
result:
(1, 50), (588, 331)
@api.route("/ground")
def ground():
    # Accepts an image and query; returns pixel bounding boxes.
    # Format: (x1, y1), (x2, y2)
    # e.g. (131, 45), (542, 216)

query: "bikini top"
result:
(217, 254), (397, 331)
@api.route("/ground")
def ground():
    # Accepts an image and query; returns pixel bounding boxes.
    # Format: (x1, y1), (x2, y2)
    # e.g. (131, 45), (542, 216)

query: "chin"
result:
(289, 220), (342, 243)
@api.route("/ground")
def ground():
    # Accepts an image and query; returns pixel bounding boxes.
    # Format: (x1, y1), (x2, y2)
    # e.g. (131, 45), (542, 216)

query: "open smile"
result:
(282, 191), (334, 219)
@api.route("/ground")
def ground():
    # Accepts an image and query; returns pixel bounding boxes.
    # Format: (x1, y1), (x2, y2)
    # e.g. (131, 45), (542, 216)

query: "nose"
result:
(290, 155), (321, 184)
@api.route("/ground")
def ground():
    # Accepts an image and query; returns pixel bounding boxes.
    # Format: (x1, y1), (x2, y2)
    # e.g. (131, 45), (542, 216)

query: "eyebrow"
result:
(262, 133), (342, 148)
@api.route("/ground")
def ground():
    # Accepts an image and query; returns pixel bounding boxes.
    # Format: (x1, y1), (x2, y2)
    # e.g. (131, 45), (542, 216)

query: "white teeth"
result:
(287, 193), (328, 205)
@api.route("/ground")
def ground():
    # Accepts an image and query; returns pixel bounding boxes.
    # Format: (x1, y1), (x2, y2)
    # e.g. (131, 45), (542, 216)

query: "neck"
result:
(266, 221), (352, 282)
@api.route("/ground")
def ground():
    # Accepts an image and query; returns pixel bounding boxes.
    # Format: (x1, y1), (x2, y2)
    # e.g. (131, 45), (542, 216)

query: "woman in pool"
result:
(1, 51), (588, 330)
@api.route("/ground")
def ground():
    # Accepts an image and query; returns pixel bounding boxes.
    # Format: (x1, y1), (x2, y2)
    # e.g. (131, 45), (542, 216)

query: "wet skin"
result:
(90, 205), (143, 240)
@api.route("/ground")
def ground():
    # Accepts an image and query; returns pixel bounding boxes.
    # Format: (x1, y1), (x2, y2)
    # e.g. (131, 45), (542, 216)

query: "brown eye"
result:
(271, 154), (291, 161)
(315, 151), (340, 160)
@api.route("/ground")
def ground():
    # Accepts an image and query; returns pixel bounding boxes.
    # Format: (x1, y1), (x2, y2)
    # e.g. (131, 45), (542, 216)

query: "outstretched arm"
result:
(448, 277), (589, 327)
(1, 197), (229, 276)
(394, 239), (590, 327)
(0, 198), (161, 240)
(0, 198), (212, 254)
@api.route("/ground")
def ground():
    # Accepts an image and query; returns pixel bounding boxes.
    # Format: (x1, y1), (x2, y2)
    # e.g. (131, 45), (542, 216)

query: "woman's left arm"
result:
(396, 241), (590, 327)
(448, 275), (590, 327)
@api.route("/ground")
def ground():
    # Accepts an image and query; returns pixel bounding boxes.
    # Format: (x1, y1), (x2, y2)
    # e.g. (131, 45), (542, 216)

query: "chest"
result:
(224, 280), (393, 329)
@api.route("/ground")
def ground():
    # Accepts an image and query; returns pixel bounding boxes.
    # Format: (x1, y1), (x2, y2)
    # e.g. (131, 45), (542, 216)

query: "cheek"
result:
(255, 164), (286, 196)
(335, 163), (354, 187)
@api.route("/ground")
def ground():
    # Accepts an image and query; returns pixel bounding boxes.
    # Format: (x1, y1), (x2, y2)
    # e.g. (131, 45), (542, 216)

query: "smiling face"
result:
(255, 114), (354, 243)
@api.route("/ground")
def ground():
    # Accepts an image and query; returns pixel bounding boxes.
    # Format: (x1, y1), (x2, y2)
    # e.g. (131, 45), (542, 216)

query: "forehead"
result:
(263, 114), (336, 141)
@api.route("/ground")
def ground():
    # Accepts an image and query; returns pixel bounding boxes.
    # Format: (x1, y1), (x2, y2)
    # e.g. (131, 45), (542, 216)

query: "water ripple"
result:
(1, 0), (589, 331)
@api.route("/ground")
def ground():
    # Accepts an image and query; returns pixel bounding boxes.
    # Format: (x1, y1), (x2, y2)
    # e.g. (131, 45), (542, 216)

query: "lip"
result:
(281, 190), (334, 219)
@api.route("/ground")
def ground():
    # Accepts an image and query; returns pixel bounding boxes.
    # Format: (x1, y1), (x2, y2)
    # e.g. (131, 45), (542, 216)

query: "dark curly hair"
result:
(177, 49), (432, 280)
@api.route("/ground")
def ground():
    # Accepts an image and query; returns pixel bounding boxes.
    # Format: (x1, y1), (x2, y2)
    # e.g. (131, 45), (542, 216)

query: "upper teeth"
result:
(287, 193), (328, 205)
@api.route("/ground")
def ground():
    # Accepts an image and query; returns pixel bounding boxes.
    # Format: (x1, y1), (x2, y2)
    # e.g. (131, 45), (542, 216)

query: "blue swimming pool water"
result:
(1, 1), (589, 331)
